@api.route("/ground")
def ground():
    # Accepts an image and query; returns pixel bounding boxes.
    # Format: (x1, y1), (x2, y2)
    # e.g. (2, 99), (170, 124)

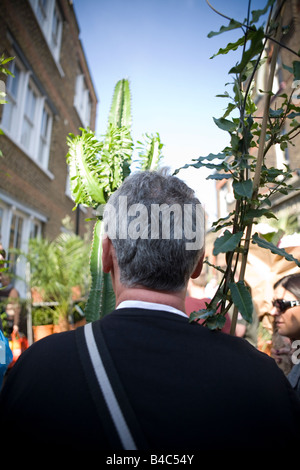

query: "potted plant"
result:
(25, 232), (90, 337)
(32, 307), (54, 342)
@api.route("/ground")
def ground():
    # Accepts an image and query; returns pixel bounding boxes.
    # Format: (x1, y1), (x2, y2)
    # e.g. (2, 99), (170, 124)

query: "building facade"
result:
(0, 0), (98, 296)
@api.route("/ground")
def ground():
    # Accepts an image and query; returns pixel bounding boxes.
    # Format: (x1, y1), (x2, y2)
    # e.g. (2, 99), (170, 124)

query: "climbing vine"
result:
(175, 0), (300, 332)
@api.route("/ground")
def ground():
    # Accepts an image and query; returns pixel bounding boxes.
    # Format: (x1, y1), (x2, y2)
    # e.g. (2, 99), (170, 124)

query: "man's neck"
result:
(115, 286), (187, 314)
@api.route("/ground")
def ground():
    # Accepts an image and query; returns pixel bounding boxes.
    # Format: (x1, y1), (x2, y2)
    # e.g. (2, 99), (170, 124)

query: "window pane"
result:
(29, 220), (41, 239)
(37, 0), (49, 26)
(38, 106), (51, 166)
(8, 214), (23, 273)
(25, 85), (37, 122)
(21, 83), (37, 150)
(8, 63), (20, 99)
(85, 95), (91, 126)
(40, 107), (49, 138)
(1, 63), (20, 132)
(21, 118), (33, 149)
(1, 102), (13, 131)
(38, 138), (46, 164)
(9, 214), (23, 250)
(52, 9), (59, 41)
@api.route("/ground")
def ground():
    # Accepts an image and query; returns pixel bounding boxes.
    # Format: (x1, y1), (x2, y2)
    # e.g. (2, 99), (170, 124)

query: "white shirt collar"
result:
(116, 300), (188, 318)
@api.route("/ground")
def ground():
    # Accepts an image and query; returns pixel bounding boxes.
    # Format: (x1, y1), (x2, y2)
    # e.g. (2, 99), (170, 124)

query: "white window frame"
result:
(0, 193), (45, 298)
(37, 101), (53, 168)
(1, 59), (23, 132)
(1, 57), (27, 140)
(1, 54), (54, 178)
(74, 73), (92, 127)
(20, 78), (39, 154)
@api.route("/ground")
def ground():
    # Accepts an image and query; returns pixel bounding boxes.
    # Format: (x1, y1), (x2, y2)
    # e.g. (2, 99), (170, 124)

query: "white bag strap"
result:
(83, 322), (137, 450)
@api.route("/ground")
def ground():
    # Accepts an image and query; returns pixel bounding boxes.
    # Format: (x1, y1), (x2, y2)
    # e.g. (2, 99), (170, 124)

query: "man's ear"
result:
(102, 235), (114, 274)
(190, 253), (204, 279)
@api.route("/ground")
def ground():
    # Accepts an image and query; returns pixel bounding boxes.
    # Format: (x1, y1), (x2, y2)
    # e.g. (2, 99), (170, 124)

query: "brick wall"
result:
(0, 0), (98, 240)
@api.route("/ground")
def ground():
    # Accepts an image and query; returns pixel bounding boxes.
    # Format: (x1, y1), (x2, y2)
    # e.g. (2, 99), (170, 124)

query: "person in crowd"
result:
(0, 245), (20, 336)
(270, 273), (300, 396)
(0, 246), (5, 333)
(0, 272), (20, 337)
(0, 170), (300, 452)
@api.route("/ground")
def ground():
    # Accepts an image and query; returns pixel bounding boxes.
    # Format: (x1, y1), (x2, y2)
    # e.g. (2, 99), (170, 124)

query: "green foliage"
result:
(66, 126), (133, 208)
(26, 233), (90, 305)
(229, 281), (253, 323)
(83, 220), (112, 322)
(252, 234), (300, 267)
(136, 132), (164, 171)
(108, 79), (132, 128)
(0, 54), (15, 76)
(175, 0), (300, 331)
(32, 307), (55, 326)
(213, 230), (243, 256)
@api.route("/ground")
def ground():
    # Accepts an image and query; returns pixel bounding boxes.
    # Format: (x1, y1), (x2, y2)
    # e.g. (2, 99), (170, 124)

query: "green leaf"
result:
(250, 0), (275, 24)
(223, 102), (237, 119)
(280, 141), (288, 151)
(269, 108), (284, 117)
(173, 153), (226, 175)
(245, 208), (277, 221)
(189, 308), (214, 323)
(66, 130), (107, 206)
(213, 230), (243, 255)
(206, 314), (227, 330)
(229, 28), (264, 74)
(287, 112), (300, 119)
(216, 92), (230, 98)
(282, 63), (293, 74)
(210, 36), (245, 59)
(229, 281), (253, 323)
(208, 19), (243, 38)
(0, 55), (15, 66)
(232, 179), (253, 199)
(252, 233), (300, 267)
(207, 173), (232, 180)
(293, 60), (300, 81)
(213, 117), (237, 132)
(137, 132), (164, 171)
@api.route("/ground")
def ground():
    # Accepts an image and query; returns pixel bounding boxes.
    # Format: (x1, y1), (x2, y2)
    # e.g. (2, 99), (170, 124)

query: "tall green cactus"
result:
(66, 79), (163, 322)
(108, 79), (132, 128)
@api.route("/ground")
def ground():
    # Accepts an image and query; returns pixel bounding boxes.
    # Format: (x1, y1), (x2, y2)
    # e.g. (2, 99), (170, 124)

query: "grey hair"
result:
(103, 169), (205, 292)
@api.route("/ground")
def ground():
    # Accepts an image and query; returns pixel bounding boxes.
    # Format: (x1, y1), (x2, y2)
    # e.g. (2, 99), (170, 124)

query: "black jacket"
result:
(1, 307), (300, 451)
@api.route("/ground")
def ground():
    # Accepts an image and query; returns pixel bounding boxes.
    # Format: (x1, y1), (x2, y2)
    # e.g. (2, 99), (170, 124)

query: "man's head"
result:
(103, 169), (205, 292)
